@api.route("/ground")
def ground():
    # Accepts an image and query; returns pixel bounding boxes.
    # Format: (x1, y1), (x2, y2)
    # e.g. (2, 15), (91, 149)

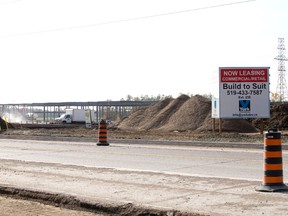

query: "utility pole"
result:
(275, 38), (288, 102)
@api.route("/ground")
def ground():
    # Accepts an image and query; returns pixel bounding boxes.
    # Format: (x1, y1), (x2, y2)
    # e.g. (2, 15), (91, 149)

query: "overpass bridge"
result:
(0, 101), (155, 123)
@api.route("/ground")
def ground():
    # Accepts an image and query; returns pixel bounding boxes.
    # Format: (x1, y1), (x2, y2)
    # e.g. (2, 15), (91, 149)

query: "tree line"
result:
(120, 94), (173, 101)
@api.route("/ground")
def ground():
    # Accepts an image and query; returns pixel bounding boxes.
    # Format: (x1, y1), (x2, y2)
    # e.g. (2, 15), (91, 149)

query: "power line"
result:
(0, 0), (21, 6)
(1, 0), (256, 38)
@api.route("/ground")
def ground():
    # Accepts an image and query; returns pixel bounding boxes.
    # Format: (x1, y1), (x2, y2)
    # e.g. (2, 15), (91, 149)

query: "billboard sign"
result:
(218, 67), (270, 118)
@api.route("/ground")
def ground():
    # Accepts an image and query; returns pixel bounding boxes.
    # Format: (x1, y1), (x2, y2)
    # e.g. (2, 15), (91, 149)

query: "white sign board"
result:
(211, 97), (219, 118)
(218, 67), (270, 118)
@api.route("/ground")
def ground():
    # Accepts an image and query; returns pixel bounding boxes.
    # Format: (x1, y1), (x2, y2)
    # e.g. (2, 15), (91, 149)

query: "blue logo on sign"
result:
(239, 100), (250, 112)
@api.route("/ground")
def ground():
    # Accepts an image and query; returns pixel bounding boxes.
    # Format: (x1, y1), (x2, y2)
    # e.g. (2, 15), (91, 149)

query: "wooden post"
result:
(260, 119), (264, 135)
(219, 118), (222, 134)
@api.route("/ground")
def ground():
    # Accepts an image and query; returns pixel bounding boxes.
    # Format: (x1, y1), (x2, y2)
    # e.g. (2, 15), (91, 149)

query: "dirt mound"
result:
(251, 103), (288, 130)
(197, 118), (258, 133)
(116, 95), (259, 133)
(117, 97), (174, 130)
(157, 95), (211, 132)
(118, 95), (190, 130)
(142, 94), (190, 130)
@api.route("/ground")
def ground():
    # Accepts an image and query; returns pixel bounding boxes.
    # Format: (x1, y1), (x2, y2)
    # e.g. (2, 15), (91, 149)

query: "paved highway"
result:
(0, 138), (287, 181)
(2, 138), (288, 215)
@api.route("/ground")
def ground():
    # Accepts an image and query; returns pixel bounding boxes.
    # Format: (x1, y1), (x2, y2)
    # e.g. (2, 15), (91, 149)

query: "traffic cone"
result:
(97, 119), (109, 146)
(256, 128), (288, 192)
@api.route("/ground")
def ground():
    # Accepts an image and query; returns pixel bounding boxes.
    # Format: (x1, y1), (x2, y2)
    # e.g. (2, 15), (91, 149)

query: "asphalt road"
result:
(1, 138), (288, 215)
(0, 138), (286, 181)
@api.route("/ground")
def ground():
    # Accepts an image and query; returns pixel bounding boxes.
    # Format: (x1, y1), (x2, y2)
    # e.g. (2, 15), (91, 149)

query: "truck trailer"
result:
(55, 109), (95, 124)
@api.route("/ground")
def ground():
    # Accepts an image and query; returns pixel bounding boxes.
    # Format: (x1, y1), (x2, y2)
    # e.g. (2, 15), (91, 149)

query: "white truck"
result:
(55, 109), (95, 124)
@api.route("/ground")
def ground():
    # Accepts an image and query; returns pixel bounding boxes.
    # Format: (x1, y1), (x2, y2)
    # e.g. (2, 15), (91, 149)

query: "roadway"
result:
(1, 138), (288, 215)
(0, 139), (270, 180)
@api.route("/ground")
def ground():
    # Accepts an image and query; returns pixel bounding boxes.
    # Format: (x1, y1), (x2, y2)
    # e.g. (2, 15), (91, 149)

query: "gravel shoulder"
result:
(0, 126), (273, 142)
(2, 126), (288, 147)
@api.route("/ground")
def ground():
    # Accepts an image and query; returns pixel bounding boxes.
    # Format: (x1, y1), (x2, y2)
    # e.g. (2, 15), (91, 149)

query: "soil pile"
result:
(116, 95), (258, 133)
(251, 103), (288, 130)
(117, 95), (189, 131)
(199, 118), (258, 133)
(157, 95), (211, 132)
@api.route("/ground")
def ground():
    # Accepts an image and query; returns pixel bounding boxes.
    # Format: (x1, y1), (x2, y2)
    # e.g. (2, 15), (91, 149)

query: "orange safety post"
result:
(256, 128), (288, 192)
(97, 119), (109, 146)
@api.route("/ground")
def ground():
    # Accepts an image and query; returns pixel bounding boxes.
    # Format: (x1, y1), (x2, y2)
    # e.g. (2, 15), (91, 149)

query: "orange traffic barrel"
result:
(256, 128), (288, 192)
(97, 119), (109, 146)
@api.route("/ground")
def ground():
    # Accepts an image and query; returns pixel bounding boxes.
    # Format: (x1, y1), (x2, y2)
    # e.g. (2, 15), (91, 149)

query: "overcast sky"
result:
(0, 0), (287, 103)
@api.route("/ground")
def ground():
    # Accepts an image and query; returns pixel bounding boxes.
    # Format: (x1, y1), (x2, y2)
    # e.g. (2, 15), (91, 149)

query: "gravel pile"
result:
(116, 95), (258, 133)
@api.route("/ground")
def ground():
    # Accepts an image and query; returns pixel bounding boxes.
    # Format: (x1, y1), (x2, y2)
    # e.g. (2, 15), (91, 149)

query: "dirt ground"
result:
(2, 124), (288, 145)
(0, 195), (102, 216)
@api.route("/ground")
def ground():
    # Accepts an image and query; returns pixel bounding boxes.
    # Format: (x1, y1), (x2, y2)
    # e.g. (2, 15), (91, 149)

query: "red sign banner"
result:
(220, 68), (268, 82)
